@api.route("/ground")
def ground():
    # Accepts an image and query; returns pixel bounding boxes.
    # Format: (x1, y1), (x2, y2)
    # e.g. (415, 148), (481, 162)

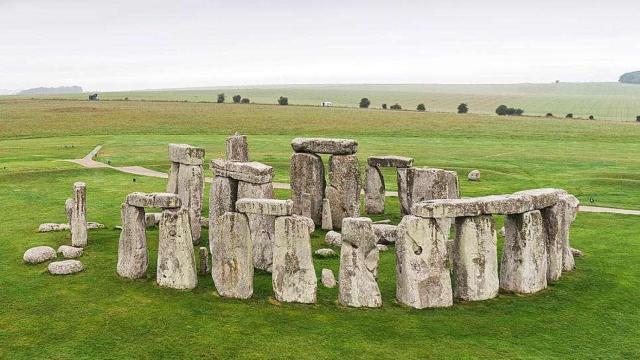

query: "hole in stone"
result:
(413, 244), (422, 255)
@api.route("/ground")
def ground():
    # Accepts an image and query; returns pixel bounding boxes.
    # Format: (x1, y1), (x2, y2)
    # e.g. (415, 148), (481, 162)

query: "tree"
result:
(457, 103), (468, 114)
(359, 98), (370, 108)
(217, 93), (225, 103)
(278, 96), (288, 105)
(416, 103), (426, 111)
(496, 105), (508, 116)
(566, 113), (573, 118)
(390, 103), (402, 110)
(232, 95), (241, 103)
(546, 113), (553, 117)
(589, 115), (595, 120)
(636, 115), (640, 122)
(382, 103), (387, 109)
(241, 98), (250, 104)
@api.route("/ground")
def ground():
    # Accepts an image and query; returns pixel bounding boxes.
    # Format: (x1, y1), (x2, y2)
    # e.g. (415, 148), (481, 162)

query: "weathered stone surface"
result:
(157, 208), (197, 290)
(367, 155), (414, 168)
(500, 210), (548, 294)
(166, 162), (180, 193)
(321, 268), (337, 288)
(211, 159), (273, 184)
(200, 216), (209, 228)
(126, 192), (181, 209)
(561, 194), (580, 272)
(273, 216), (317, 303)
(208, 176), (238, 229)
(238, 181), (275, 272)
(177, 164), (204, 243)
(376, 244), (389, 252)
(325, 231), (342, 246)
(23, 246), (56, 264)
(373, 219), (391, 224)
(298, 192), (312, 219)
(226, 133), (249, 162)
(571, 248), (583, 257)
(168, 143), (205, 165)
(364, 165), (385, 214)
(236, 198), (293, 216)
(499, 226), (506, 237)
(467, 170), (481, 181)
(372, 224), (398, 245)
(38, 223), (70, 232)
(541, 201), (568, 282)
(211, 212), (253, 298)
(57, 245), (83, 259)
(514, 188), (564, 210)
(401, 167), (459, 216)
(48, 260), (84, 275)
(321, 198), (333, 230)
(314, 248), (337, 257)
(290, 153), (325, 225)
(145, 212), (161, 228)
(199, 247), (210, 276)
(339, 217), (381, 308)
(413, 194), (535, 218)
(71, 182), (88, 247)
(452, 215), (499, 301)
(327, 155), (361, 229)
(396, 215), (453, 309)
(397, 168), (410, 215)
(65, 198), (74, 222)
(291, 137), (358, 155)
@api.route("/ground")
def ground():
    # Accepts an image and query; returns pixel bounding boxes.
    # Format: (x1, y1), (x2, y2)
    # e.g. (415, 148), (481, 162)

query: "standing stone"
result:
(117, 203), (148, 279)
(211, 212), (253, 299)
(238, 181), (275, 272)
(396, 167), (410, 215)
(321, 198), (333, 230)
(338, 217), (381, 308)
(157, 208), (197, 290)
(166, 162), (180, 193)
(327, 155), (361, 230)
(541, 202), (568, 282)
(396, 215), (453, 308)
(325, 230), (342, 246)
(209, 176), (238, 229)
(65, 198), (74, 223)
(272, 216), (317, 303)
(452, 215), (499, 301)
(401, 167), (459, 216)
(500, 210), (548, 294)
(177, 164), (204, 243)
(561, 194), (580, 272)
(70, 182), (88, 247)
(226, 132), (249, 162)
(321, 268), (337, 288)
(468, 170), (481, 181)
(290, 153), (325, 225)
(364, 165), (385, 214)
(199, 247), (210, 276)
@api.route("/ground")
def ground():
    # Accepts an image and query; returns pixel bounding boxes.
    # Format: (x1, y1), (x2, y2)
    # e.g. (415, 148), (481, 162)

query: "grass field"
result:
(6, 82), (640, 121)
(1, 99), (639, 358)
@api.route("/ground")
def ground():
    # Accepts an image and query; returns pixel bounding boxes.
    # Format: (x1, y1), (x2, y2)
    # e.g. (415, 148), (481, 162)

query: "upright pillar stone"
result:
(321, 198), (333, 230)
(400, 167), (459, 216)
(177, 164), (204, 244)
(338, 217), (381, 308)
(397, 167), (410, 215)
(396, 215), (453, 308)
(500, 210), (548, 294)
(117, 203), (148, 279)
(364, 165), (385, 214)
(290, 153), (325, 225)
(199, 247), (210, 276)
(561, 194), (579, 272)
(226, 132), (249, 162)
(157, 208), (197, 290)
(208, 175), (238, 230)
(238, 181), (275, 272)
(272, 216), (317, 303)
(452, 215), (499, 301)
(166, 162), (180, 193)
(326, 155), (361, 230)
(70, 182), (88, 247)
(211, 212), (253, 299)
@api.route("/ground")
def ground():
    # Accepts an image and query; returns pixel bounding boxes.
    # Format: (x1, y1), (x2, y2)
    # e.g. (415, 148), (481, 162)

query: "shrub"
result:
(232, 95), (241, 103)
(217, 93), (225, 103)
(241, 98), (250, 104)
(636, 115), (640, 122)
(566, 113), (573, 118)
(457, 103), (469, 114)
(416, 103), (426, 111)
(496, 105), (508, 116)
(124, 97), (129, 101)
(390, 103), (402, 110)
(546, 113), (553, 117)
(589, 115), (595, 120)
(278, 96), (288, 105)
(382, 103), (387, 109)
(359, 98), (370, 108)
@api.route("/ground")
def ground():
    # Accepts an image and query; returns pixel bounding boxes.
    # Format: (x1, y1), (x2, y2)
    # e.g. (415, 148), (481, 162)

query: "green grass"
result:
(0, 99), (639, 358)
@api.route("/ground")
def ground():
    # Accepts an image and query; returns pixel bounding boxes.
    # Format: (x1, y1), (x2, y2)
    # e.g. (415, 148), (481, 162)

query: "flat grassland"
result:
(1, 99), (639, 358)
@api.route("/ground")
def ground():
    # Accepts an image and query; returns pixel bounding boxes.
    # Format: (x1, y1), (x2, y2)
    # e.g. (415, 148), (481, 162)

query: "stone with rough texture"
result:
(272, 216), (317, 303)
(290, 153), (325, 225)
(211, 212), (253, 299)
(291, 137), (357, 155)
(397, 168), (410, 215)
(467, 170), (481, 181)
(168, 143), (205, 165)
(500, 210), (548, 294)
(514, 188), (564, 210)
(211, 159), (273, 184)
(364, 165), (385, 214)
(400, 167), (459, 216)
(23, 246), (56, 264)
(321, 268), (337, 288)
(396, 215), (453, 309)
(314, 248), (337, 257)
(126, 192), (181, 209)
(373, 219), (391, 224)
(561, 194), (580, 271)
(177, 164), (204, 243)
(541, 201), (569, 282)
(38, 223), (70, 232)
(200, 216), (209, 228)
(372, 224), (398, 245)
(145, 212), (161, 228)
(452, 215), (499, 301)
(57, 245), (83, 259)
(571, 248), (583, 257)
(326, 155), (361, 229)
(226, 133), (249, 162)
(71, 182), (88, 247)
(208, 176), (238, 229)
(48, 260), (84, 275)
(199, 247), (210, 276)
(367, 155), (414, 168)
(321, 198), (333, 230)
(238, 181), (275, 272)
(325, 231), (342, 246)
(65, 198), (74, 222)
(376, 244), (389, 252)
(339, 217), (381, 308)
(236, 198), (293, 216)
(157, 208), (197, 290)
(166, 162), (180, 193)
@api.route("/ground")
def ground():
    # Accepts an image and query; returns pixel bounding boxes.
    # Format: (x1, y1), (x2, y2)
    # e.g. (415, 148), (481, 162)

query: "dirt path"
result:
(65, 145), (640, 216)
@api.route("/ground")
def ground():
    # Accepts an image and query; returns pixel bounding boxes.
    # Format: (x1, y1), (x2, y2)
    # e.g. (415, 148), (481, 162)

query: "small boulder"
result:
(571, 247), (583, 257)
(87, 222), (105, 230)
(23, 246), (56, 264)
(376, 244), (389, 252)
(499, 226), (505, 237)
(468, 170), (481, 181)
(325, 231), (342, 246)
(321, 268), (337, 288)
(38, 223), (70, 232)
(57, 245), (83, 259)
(48, 260), (84, 275)
(314, 248), (337, 257)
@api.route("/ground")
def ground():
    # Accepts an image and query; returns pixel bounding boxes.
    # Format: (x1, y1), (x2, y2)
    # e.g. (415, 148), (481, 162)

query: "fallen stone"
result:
(126, 192), (181, 209)
(23, 246), (56, 264)
(376, 244), (389, 252)
(168, 143), (205, 165)
(211, 212), (253, 299)
(177, 163), (204, 243)
(208, 175), (238, 229)
(401, 167), (459, 216)
(315, 248), (337, 257)
(291, 137), (358, 155)
(87, 222), (104, 230)
(364, 165), (385, 214)
(321, 198), (333, 230)
(38, 223), (70, 232)
(57, 245), (83, 259)
(325, 231), (342, 246)
(321, 268), (337, 288)
(211, 159), (273, 184)
(290, 153), (325, 225)
(199, 247), (210, 276)
(235, 198), (293, 216)
(571, 248), (583, 257)
(372, 224), (398, 245)
(326, 155), (361, 229)
(238, 181), (275, 272)
(157, 208), (197, 290)
(367, 155), (414, 168)
(226, 132), (249, 162)
(467, 169), (481, 181)
(70, 182), (88, 247)
(48, 260), (84, 275)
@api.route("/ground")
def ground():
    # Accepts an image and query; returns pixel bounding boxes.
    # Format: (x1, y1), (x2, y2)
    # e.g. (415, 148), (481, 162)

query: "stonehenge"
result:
(211, 212), (254, 298)
(365, 155), (413, 214)
(68, 182), (88, 247)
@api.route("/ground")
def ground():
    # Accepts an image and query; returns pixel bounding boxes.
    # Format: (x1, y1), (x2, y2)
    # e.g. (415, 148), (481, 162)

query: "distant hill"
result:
(619, 71), (640, 84)
(18, 86), (83, 95)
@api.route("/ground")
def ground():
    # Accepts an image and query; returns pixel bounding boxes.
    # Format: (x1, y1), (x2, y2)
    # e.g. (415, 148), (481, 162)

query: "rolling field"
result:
(1, 99), (639, 358)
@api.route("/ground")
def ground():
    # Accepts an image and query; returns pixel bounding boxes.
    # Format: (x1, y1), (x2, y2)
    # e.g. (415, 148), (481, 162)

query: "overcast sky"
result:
(1, 0), (638, 91)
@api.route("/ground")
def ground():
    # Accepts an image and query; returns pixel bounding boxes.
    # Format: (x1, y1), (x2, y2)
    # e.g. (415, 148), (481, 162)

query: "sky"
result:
(1, 0), (639, 91)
